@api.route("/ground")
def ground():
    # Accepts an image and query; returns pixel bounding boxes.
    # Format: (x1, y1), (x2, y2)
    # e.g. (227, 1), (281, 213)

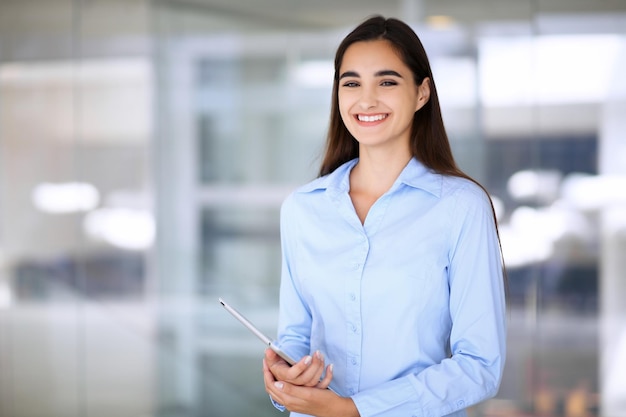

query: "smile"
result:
(357, 114), (388, 122)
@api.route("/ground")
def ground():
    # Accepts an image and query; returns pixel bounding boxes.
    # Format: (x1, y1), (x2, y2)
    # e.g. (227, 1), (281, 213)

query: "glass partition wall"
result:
(152, 4), (626, 417)
(0, 1), (155, 417)
(1, 1), (625, 417)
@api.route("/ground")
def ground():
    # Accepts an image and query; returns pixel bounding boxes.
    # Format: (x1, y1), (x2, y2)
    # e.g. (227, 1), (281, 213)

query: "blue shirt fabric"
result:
(274, 157), (506, 417)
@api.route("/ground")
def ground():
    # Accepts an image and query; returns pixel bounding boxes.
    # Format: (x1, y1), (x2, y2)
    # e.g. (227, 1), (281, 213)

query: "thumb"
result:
(265, 347), (279, 360)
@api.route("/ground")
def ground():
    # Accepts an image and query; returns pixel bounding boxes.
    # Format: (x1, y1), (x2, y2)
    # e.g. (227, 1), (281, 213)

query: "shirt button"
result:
(351, 358), (357, 365)
(349, 293), (356, 301)
(352, 263), (360, 270)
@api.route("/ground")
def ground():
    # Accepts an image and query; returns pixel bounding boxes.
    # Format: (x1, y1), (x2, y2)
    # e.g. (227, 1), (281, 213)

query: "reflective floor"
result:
(0, 298), (154, 417)
(0, 279), (600, 417)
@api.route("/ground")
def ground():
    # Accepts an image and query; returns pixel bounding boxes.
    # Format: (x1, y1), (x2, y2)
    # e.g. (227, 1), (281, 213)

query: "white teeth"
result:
(358, 114), (387, 122)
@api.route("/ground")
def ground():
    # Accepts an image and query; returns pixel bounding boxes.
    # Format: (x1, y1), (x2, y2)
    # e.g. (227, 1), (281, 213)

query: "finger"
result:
(265, 348), (286, 367)
(296, 351), (325, 387)
(274, 353), (316, 385)
(267, 349), (325, 387)
(262, 358), (272, 376)
(291, 354), (319, 385)
(269, 380), (290, 409)
(316, 363), (334, 389)
(263, 359), (278, 393)
(285, 354), (313, 379)
(264, 366), (289, 408)
(273, 381), (335, 416)
(266, 349), (292, 380)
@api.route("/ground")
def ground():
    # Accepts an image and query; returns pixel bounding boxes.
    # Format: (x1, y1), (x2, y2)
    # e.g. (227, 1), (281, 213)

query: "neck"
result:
(351, 146), (412, 196)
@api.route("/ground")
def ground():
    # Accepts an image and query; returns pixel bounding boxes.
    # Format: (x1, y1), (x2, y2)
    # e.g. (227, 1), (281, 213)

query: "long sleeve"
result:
(274, 193), (314, 363)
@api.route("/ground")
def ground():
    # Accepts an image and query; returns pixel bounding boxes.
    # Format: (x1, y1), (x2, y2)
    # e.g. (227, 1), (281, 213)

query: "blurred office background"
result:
(1, 0), (625, 416)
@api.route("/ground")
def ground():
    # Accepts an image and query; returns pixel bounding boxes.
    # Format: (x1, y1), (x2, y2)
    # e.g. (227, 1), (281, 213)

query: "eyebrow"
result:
(339, 69), (404, 79)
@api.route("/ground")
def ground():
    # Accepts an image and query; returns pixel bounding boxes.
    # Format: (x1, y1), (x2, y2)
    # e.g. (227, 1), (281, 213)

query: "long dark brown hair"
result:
(319, 15), (508, 286)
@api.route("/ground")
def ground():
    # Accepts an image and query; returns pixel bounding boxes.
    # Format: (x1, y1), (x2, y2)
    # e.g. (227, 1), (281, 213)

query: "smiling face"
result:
(338, 39), (430, 153)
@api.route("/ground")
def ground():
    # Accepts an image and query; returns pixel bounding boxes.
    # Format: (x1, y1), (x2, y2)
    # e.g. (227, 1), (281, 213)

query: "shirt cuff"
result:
(270, 395), (286, 412)
(352, 376), (421, 417)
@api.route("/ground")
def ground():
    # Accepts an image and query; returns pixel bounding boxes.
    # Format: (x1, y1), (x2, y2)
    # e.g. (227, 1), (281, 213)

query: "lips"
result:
(356, 113), (388, 122)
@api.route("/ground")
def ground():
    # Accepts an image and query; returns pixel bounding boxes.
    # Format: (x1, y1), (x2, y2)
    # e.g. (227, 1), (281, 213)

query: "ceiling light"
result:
(32, 182), (100, 214)
(426, 15), (456, 29)
(83, 208), (155, 251)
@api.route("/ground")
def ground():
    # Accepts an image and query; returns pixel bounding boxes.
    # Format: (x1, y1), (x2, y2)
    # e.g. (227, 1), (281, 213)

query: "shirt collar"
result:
(397, 157), (442, 198)
(296, 159), (356, 196)
(296, 157), (442, 198)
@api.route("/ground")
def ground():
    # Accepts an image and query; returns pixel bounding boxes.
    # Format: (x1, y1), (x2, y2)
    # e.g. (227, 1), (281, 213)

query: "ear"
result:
(415, 77), (431, 112)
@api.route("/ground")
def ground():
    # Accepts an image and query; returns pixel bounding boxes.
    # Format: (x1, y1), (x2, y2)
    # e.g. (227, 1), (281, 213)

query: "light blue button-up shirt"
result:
(274, 158), (506, 417)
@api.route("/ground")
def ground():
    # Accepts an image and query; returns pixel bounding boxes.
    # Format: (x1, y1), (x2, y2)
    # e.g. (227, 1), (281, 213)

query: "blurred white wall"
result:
(600, 37), (626, 417)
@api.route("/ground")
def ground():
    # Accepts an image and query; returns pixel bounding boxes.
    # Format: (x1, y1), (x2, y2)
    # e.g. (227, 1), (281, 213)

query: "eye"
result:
(380, 80), (398, 86)
(341, 81), (360, 88)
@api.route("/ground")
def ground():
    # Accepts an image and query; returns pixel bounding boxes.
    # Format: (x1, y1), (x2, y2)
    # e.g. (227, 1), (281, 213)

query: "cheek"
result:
(338, 98), (352, 122)
(409, 93), (422, 112)
(411, 96), (423, 112)
(396, 95), (418, 115)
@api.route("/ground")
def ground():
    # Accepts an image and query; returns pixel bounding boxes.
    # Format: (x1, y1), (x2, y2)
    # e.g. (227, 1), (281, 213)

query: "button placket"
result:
(345, 231), (368, 396)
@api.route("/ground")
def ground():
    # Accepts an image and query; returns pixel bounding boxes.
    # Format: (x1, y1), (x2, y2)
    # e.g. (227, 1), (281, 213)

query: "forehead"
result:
(340, 40), (408, 73)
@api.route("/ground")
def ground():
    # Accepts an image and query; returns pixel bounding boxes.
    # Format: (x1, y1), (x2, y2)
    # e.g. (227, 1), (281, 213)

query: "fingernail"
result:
(304, 355), (312, 365)
(274, 381), (284, 390)
(329, 363), (334, 373)
(316, 350), (324, 361)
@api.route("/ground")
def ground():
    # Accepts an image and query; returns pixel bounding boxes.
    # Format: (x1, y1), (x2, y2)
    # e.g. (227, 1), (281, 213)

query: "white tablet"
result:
(218, 297), (296, 366)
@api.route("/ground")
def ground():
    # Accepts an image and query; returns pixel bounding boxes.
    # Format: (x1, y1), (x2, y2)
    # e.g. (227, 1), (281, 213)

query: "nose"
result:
(358, 85), (377, 109)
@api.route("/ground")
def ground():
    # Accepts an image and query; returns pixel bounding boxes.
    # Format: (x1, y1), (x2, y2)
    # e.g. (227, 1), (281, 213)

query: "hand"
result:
(264, 348), (331, 388)
(263, 355), (359, 417)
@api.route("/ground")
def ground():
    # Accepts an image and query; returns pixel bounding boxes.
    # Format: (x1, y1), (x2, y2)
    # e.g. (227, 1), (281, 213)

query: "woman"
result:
(263, 15), (506, 417)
